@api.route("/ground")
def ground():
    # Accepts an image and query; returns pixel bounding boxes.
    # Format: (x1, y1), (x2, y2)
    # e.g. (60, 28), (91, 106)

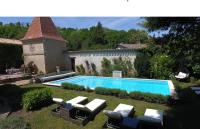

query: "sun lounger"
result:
(191, 87), (200, 91)
(138, 108), (163, 127)
(66, 96), (88, 106)
(53, 98), (64, 104)
(73, 98), (106, 120)
(175, 72), (189, 79)
(195, 91), (200, 95)
(103, 104), (137, 129)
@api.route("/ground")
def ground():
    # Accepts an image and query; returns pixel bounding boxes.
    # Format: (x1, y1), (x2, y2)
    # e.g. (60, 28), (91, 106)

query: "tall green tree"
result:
(90, 22), (106, 44)
(143, 17), (200, 77)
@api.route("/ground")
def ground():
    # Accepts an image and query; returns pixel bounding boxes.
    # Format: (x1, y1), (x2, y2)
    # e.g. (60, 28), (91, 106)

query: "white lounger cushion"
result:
(191, 87), (200, 90)
(74, 98), (106, 112)
(85, 99), (106, 112)
(195, 91), (200, 95)
(103, 110), (122, 120)
(139, 108), (163, 125)
(114, 104), (134, 117)
(175, 72), (188, 79)
(53, 98), (64, 103)
(66, 96), (87, 106)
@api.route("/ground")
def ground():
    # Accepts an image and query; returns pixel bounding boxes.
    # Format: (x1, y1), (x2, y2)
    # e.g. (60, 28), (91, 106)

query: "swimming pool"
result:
(44, 76), (174, 96)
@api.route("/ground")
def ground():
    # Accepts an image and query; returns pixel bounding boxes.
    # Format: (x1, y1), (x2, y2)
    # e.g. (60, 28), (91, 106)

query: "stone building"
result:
(21, 17), (71, 74)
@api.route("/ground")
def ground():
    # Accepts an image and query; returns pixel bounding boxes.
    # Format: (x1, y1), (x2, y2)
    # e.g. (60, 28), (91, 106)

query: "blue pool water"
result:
(45, 76), (171, 95)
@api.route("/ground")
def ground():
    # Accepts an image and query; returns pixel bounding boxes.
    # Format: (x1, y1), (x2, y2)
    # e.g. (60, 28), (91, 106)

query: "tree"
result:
(143, 17), (200, 78)
(90, 22), (106, 44)
(128, 29), (150, 43)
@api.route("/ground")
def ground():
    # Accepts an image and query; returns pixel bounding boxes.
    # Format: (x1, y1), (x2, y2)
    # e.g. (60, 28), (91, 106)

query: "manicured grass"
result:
(8, 81), (200, 129)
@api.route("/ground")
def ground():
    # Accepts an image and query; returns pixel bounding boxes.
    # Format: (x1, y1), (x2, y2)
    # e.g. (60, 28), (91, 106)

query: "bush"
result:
(0, 117), (31, 129)
(91, 63), (99, 76)
(150, 54), (175, 79)
(134, 53), (151, 78)
(61, 83), (85, 91)
(22, 88), (52, 111)
(129, 91), (169, 104)
(79, 64), (86, 74)
(76, 65), (85, 75)
(118, 90), (129, 98)
(95, 87), (128, 97)
(101, 58), (112, 76)
(86, 87), (93, 92)
(113, 57), (136, 77)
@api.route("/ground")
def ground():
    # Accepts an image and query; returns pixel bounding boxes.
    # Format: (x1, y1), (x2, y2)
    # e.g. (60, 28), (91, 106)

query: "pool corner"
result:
(168, 80), (176, 96)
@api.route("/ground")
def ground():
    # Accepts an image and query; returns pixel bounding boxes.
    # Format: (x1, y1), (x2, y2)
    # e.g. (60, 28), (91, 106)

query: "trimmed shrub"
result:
(22, 88), (52, 111)
(118, 90), (129, 98)
(86, 87), (93, 92)
(129, 91), (169, 104)
(61, 83), (85, 91)
(0, 117), (31, 129)
(95, 87), (128, 97)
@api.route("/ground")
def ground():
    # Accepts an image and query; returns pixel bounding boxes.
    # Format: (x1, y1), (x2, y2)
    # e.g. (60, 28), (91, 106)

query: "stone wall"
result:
(23, 40), (46, 73)
(23, 39), (71, 74)
(68, 49), (137, 73)
(43, 39), (71, 73)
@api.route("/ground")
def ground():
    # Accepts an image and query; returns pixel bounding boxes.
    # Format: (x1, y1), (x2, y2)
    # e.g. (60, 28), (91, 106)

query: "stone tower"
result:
(21, 17), (71, 74)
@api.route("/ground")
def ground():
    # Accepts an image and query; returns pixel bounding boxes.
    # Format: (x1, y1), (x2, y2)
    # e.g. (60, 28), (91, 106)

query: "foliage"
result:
(58, 22), (151, 51)
(95, 87), (128, 97)
(129, 91), (169, 104)
(0, 44), (23, 73)
(0, 117), (31, 129)
(91, 63), (99, 75)
(192, 64), (200, 78)
(90, 22), (106, 45)
(0, 22), (28, 39)
(100, 57), (136, 77)
(143, 17), (200, 79)
(95, 87), (168, 103)
(0, 22), (28, 73)
(134, 52), (151, 78)
(0, 84), (23, 98)
(128, 29), (150, 43)
(76, 65), (81, 74)
(118, 90), (129, 98)
(101, 58), (112, 76)
(112, 57), (136, 77)
(22, 88), (52, 111)
(24, 61), (38, 75)
(76, 64), (86, 75)
(150, 54), (175, 79)
(85, 60), (91, 74)
(61, 83), (85, 91)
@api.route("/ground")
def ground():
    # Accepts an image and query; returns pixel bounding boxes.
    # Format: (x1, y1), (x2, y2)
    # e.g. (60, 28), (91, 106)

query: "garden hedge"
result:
(61, 83), (85, 91)
(61, 83), (169, 104)
(95, 87), (128, 98)
(22, 88), (52, 111)
(129, 91), (170, 104)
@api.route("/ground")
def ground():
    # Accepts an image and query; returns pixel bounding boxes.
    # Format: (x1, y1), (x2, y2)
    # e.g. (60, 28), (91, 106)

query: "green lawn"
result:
(7, 81), (200, 129)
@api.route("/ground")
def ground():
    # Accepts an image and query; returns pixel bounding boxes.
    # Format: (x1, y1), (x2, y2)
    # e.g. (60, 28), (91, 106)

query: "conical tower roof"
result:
(21, 17), (65, 42)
